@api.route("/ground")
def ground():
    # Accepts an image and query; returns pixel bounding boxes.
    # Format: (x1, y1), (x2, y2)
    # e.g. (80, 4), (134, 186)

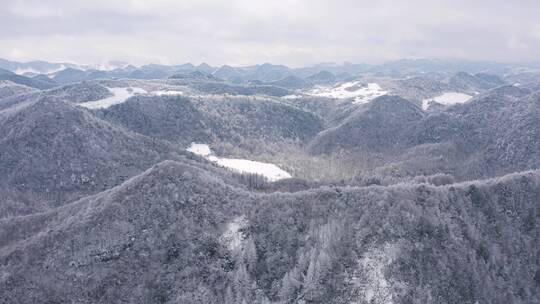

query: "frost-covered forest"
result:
(1, 57), (539, 303)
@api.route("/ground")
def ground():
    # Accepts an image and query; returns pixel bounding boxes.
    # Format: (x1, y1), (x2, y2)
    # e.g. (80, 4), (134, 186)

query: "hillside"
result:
(0, 97), (186, 216)
(0, 160), (538, 303)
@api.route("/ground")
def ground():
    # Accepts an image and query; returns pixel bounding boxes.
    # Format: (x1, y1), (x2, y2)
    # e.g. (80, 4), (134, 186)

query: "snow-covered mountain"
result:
(1, 58), (540, 304)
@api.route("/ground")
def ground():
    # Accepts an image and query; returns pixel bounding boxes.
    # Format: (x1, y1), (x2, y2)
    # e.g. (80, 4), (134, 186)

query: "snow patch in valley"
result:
(78, 87), (147, 109)
(186, 143), (212, 157)
(152, 90), (184, 96)
(211, 158), (292, 181)
(221, 216), (248, 251)
(281, 94), (303, 99)
(422, 92), (473, 110)
(186, 143), (291, 181)
(308, 81), (387, 104)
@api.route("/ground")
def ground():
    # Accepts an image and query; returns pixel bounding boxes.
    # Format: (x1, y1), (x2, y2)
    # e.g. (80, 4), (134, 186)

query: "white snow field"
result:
(186, 143), (292, 181)
(422, 92), (473, 110)
(309, 81), (387, 104)
(186, 143), (212, 157)
(210, 157), (292, 181)
(152, 90), (184, 96)
(281, 94), (303, 99)
(79, 87), (147, 109)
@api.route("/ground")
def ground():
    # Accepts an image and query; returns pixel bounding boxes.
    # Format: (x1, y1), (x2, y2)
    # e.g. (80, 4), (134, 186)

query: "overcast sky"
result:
(1, 0), (539, 67)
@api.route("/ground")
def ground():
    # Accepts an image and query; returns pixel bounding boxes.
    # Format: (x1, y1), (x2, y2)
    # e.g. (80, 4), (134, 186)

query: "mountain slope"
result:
(0, 97), (186, 216)
(408, 86), (540, 178)
(192, 95), (324, 146)
(98, 94), (324, 150)
(0, 160), (538, 303)
(268, 75), (311, 89)
(447, 71), (506, 92)
(0, 81), (37, 99)
(0, 68), (58, 89)
(309, 95), (424, 154)
(98, 95), (212, 146)
(46, 82), (113, 103)
(305, 70), (337, 85)
(308, 86), (540, 181)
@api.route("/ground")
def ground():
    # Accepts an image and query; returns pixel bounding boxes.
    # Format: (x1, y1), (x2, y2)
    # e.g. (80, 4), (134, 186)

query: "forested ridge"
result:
(1, 161), (538, 303)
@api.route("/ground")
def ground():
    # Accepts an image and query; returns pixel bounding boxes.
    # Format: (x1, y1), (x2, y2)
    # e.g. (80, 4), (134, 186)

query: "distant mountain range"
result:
(1, 57), (538, 86)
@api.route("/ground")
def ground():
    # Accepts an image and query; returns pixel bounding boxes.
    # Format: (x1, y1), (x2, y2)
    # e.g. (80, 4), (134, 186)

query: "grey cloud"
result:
(1, 0), (539, 66)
